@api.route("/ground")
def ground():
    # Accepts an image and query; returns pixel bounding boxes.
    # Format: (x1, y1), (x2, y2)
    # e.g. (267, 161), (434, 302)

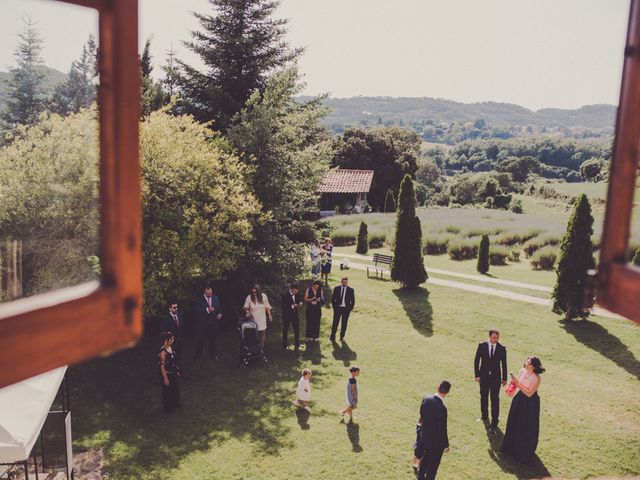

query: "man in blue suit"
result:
(194, 286), (223, 361)
(415, 380), (451, 480)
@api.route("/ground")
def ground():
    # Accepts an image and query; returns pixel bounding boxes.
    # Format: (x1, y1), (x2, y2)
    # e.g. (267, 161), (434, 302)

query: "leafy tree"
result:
(391, 174), (427, 288)
(416, 157), (442, 187)
(497, 156), (541, 182)
(356, 222), (368, 254)
(227, 68), (331, 285)
(579, 157), (605, 182)
(510, 198), (524, 214)
(1, 18), (46, 134)
(477, 234), (490, 274)
(384, 189), (396, 213)
(140, 38), (169, 118)
(49, 35), (97, 116)
(176, 0), (301, 131)
(141, 109), (260, 314)
(552, 194), (595, 320)
(332, 126), (421, 210)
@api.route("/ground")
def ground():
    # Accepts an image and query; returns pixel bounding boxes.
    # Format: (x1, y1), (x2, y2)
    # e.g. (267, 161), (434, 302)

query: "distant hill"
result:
(302, 96), (616, 135)
(0, 66), (67, 110)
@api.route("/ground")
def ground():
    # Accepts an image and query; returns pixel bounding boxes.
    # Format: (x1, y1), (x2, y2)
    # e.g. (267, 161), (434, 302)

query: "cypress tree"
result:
(632, 247), (640, 266)
(356, 222), (368, 254)
(140, 38), (169, 118)
(552, 194), (595, 321)
(1, 18), (46, 132)
(384, 188), (396, 213)
(176, 0), (302, 131)
(477, 234), (490, 274)
(391, 174), (427, 288)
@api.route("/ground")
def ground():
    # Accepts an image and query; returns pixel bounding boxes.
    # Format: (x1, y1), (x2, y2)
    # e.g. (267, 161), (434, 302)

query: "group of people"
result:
(310, 237), (333, 283)
(411, 330), (545, 480)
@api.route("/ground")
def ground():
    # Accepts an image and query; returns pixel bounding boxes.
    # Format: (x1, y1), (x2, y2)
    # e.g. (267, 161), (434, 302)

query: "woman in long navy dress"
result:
(304, 280), (324, 342)
(501, 356), (545, 463)
(159, 332), (181, 413)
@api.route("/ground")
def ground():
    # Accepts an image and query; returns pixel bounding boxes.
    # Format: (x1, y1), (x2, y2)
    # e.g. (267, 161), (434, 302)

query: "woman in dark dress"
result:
(159, 332), (181, 413)
(501, 356), (545, 463)
(304, 280), (324, 342)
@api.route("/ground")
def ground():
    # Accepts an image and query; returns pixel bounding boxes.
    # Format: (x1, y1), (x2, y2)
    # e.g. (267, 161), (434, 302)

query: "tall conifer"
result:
(356, 222), (368, 254)
(391, 174), (427, 288)
(477, 234), (490, 274)
(552, 194), (595, 320)
(385, 188), (396, 213)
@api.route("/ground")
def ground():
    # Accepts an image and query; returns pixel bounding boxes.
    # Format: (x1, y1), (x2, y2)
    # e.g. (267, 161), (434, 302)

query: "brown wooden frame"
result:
(0, 0), (142, 388)
(596, 0), (640, 324)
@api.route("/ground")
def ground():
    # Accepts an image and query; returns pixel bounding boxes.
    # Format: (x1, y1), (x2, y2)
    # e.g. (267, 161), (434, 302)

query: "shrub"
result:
(508, 249), (521, 262)
(489, 245), (510, 265)
(368, 232), (386, 249)
(448, 238), (479, 260)
(530, 246), (558, 270)
(465, 227), (504, 238)
(495, 230), (540, 246)
(510, 198), (524, 214)
(423, 235), (451, 255)
(523, 235), (560, 258)
(444, 225), (462, 234)
(332, 230), (357, 246)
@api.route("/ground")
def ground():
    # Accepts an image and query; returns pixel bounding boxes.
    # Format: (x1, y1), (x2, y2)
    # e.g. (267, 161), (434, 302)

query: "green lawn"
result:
(71, 269), (640, 479)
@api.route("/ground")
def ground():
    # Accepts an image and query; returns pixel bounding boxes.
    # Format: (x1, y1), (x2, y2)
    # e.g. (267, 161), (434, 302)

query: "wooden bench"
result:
(366, 253), (393, 279)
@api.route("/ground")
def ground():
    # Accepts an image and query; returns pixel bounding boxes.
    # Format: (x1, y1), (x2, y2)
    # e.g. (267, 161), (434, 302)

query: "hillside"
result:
(0, 66), (67, 110)
(303, 96), (616, 137)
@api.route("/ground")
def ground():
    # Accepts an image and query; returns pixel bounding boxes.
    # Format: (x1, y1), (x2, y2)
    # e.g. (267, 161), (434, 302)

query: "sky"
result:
(0, 0), (631, 110)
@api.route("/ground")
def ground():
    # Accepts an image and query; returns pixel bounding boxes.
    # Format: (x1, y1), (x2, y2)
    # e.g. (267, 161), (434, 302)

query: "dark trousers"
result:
(194, 321), (217, 359)
(480, 378), (501, 423)
(417, 448), (444, 480)
(161, 373), (180, 412)
(282, 314), (300, 348)
(331, 307), (351, 339)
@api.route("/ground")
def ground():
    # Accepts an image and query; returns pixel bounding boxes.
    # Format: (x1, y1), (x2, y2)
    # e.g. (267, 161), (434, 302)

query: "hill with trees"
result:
(0, 66), (66, 110)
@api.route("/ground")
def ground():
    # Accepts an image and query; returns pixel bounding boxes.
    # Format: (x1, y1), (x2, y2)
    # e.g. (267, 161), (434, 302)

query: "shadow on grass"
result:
(486, 425), (550, 479)
(332, 339), (357, 367)
(70, 326), (330, 479)
(346, 421), (363, 452)
(561, 319), (640, 380)
(392, 287), (433, 337)
(295, 408), (310, 430)
(302, 340), (323, 366)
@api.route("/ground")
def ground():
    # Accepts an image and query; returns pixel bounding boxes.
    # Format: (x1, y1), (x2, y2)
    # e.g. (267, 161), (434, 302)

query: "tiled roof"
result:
(318, 169), (374, 193)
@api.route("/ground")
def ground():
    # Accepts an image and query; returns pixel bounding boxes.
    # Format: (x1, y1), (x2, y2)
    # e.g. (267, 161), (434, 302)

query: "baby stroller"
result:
(239, 316), (267, 368)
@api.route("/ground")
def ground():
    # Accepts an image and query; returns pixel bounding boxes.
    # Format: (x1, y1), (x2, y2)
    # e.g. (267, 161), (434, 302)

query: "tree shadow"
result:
(295, 407), (310, 430)
(392, 287), (433, 337)
(486, 425), (550, 479)
(346, 420), (363, 453)
(331, 339), (357, 367)
(561, 319), (640, 380)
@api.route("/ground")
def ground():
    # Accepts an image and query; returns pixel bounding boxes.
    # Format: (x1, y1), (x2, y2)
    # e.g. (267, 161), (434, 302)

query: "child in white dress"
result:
(293, 368), (312, 411)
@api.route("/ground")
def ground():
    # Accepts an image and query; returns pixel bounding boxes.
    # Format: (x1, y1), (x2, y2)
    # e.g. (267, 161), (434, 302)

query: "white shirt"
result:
(434, 392), (445, 405)
(289, 290), (296, 309)
(487, 341), (497, 357)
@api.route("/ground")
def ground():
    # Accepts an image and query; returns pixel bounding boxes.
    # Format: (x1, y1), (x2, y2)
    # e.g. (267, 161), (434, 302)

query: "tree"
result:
(332, 126), (421, 210)
(477, 234), (490, 274)
(416, 157), (442, 187)
(497, 156), (541, 182)
(579, 158), (605, 182)
(552, 194), (595, 320)
(1, 17), (46, 134)
(384, 189), (396, 213)
(176, 0), (301, 131)
(49, 35), (98, 116)
(140, 38), (169, 118)
(356, 222), (368, 254)
(391, 174), (427, 288)
(227, 68), (331, 285)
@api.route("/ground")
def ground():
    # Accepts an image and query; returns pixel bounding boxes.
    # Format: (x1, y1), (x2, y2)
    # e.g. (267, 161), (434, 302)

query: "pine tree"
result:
(356, 222), (368, 254)
(391, 174), (427, 288)
(1, 17), (46, 132)
(49, 35), (97, 116)
(140, 38), (169, 118)
(176, 0), (302, 131)
(477, 234), (490, 274)
(633, 247), (640, 266)
(162, 43), (179, 97)
(384, 188), (396, 213)
(552, 194), (595, 320)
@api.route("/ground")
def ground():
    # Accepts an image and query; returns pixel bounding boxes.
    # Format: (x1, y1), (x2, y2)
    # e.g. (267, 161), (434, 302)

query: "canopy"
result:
(0, 366), (66, 463)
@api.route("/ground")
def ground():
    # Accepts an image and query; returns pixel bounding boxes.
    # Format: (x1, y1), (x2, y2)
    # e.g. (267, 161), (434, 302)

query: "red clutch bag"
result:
(504, 379), (517, 397)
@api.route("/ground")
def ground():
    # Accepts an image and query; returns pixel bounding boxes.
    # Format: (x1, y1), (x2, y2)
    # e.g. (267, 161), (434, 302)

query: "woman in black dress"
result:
(304, 280), (324, 342)
(159, 332), (181, 413)
(501, 356), (545, 463)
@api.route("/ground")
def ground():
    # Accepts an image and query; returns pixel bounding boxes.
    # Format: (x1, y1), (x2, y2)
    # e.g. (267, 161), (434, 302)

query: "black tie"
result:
(341, 287), (346, 305)
(490, 344), (495, 358)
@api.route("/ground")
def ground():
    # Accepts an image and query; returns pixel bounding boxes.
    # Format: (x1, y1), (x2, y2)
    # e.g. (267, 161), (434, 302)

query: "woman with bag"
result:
(501, 356), (545, 463)
(243, 285), (273, 351)
(304, 280), (324, 342)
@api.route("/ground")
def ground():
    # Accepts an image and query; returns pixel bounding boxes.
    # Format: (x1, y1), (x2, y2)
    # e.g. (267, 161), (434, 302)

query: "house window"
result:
(0, 0), (142, 388)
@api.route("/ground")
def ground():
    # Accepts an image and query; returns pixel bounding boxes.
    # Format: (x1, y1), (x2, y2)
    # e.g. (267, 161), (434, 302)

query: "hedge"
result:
(530, 246), (558, 270)
(448, 239), (479, 260)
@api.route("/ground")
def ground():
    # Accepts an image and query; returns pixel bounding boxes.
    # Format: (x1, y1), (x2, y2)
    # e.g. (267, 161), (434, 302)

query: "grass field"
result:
(70, 268), (640, 479)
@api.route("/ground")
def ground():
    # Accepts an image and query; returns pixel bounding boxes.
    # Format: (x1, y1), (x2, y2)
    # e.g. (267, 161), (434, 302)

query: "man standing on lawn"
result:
(194, 285), (223, 361)
(330, 277), (355, 341)
(474, 328), (508, 429)
(415, 380), (451, 480)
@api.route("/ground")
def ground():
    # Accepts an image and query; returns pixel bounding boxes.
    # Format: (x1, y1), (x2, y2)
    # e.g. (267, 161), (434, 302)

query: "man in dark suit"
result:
(281, 283), (303, 351)
(415, 380), (451, 480)
(330, 277), (355, 341)
(474, 328), (507, 428)
(194, 286), (223, 361)
(160, 301), (183, 361)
